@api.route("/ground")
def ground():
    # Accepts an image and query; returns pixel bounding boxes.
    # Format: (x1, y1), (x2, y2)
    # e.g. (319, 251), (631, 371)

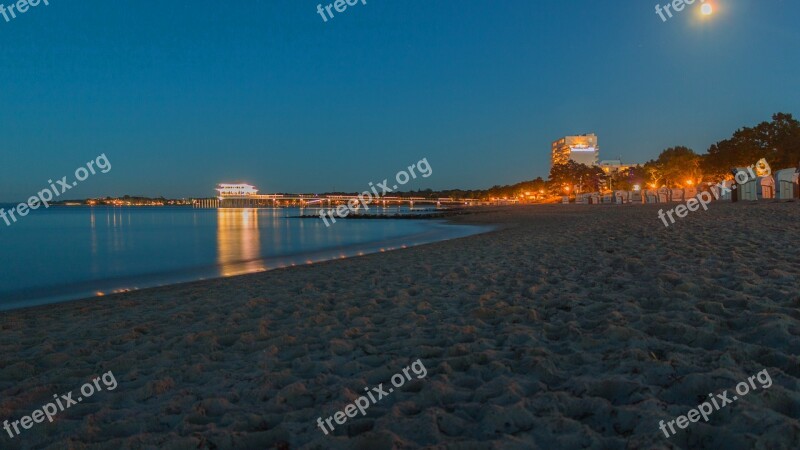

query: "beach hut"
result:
(614, 191), (627, 204)
(657, 187), (671, 203)
(591, 193), (601, 204)
(630, 191), (643, 203)
(739, 177), (758, 201)
(670, 189), (685, 202)
(755, 176), (773, 199)
(718, 180), (734, 201)
(576, 193), (590, 205)
(562, 196), (570, 204)
(645, 190), (658, 203)
(602, 193), (613, 203)
(775, 168), (799, 199)
(684, 187), (698, 199)
(732, 167), (755, 201)
(758, 176), (775, 199)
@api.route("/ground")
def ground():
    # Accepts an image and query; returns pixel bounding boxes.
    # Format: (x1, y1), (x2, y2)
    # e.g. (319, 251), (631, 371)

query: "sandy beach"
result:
(1, 203), (799, 449)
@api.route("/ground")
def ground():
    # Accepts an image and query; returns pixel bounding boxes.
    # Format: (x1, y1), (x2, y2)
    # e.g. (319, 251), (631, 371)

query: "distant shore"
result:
(291, 207), (482, 220)
(1, 203), (798, 448)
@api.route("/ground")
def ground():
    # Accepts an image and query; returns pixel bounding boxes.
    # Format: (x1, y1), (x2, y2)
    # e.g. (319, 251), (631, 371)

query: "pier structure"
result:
(191, 184), (479, 209)
(194, 198), (220, 209)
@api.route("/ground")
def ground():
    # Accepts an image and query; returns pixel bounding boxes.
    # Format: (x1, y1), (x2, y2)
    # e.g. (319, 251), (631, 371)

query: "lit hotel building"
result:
(551, 134), (599, 168)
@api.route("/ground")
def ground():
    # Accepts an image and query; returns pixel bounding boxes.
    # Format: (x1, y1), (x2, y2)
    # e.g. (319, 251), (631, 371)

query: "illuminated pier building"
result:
(216, 184), (259, 197)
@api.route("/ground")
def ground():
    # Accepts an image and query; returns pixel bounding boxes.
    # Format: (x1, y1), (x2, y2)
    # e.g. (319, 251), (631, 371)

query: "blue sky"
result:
(0, 0), (798, 200)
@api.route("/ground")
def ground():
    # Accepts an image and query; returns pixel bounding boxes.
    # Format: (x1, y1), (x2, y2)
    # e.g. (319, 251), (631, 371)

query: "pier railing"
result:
(192, 195), (479, 209)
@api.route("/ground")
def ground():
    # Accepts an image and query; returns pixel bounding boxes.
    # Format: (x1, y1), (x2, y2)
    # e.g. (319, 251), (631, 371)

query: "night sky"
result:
(1, 0), (798, 201)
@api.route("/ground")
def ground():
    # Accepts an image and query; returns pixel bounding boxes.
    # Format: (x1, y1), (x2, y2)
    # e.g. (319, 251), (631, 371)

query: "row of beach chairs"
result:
(563, 168), (799, 204)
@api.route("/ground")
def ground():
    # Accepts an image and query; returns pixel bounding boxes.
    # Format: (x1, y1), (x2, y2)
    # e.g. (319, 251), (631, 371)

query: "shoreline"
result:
(1, 203), (798, 448)
(0, 215), (496, 314)
(290, 207), (489, 221)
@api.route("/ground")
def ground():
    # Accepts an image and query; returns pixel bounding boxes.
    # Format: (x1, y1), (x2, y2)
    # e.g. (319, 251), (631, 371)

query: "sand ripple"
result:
(1, 203), (799, 449)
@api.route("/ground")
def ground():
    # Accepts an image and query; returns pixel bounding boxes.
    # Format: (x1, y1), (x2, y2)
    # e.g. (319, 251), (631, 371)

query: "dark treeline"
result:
(394, 113), (800, 199)
(643, 112), (799, 188)
(344, 178), (549, 201)
(548, 112), (800, 193)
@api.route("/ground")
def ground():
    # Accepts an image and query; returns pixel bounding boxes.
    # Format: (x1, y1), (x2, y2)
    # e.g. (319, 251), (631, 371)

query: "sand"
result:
(1, 202), (799, 449)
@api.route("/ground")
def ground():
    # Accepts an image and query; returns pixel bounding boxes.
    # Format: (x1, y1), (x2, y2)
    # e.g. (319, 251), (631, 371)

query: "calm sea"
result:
(0, 206), (486, 311)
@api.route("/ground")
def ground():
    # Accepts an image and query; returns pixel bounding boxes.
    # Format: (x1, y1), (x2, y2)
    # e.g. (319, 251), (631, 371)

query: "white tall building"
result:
(551, 133), (599, 167)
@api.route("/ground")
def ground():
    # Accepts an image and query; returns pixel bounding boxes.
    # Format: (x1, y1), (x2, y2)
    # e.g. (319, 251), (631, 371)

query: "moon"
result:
(701, 3), (713, 15)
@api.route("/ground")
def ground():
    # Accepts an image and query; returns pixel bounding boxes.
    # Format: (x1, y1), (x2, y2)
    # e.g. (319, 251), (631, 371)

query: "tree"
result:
(606, 165), (646, 191)
(769, 113), (800, 168)
(642, 161), (663, 188)
(549, 161), (606, 194)
(649, 146), (701, 188)
(701, 113), (800, 180)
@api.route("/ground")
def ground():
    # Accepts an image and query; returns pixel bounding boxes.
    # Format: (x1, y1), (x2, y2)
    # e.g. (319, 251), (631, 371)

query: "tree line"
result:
(549, 112), (799, 193)
(365, 112), (799, 200)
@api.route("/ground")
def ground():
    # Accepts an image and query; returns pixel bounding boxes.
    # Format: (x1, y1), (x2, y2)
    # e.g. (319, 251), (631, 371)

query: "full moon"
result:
(701, 3), (713, 15)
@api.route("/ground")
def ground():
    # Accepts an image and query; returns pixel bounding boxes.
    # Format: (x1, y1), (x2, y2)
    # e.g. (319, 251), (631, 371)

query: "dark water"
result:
(0, 206), (488, 311)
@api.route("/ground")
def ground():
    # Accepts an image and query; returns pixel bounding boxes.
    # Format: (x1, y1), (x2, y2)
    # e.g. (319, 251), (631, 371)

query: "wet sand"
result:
(1, 203), (799, 449)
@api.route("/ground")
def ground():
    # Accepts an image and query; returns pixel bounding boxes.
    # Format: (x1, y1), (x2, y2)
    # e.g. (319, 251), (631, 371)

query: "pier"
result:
(192, 194), (478, 209)
(191, 184), (479, 209)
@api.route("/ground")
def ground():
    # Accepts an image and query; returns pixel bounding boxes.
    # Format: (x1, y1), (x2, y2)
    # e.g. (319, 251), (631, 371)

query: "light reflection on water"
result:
(0, 207), (489, 311)
(217, 209), (264, 277)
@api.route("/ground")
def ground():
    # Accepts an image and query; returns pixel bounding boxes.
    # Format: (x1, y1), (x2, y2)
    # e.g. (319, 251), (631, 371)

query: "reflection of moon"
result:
(701, 3), (713, 15)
